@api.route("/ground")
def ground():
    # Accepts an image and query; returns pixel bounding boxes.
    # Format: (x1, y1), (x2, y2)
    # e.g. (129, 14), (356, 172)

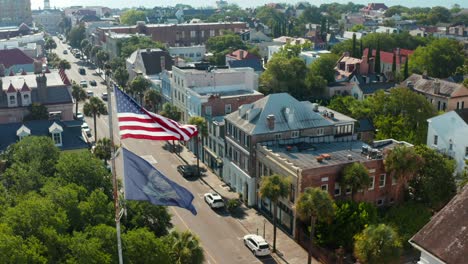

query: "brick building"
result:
(256, 139), (411, 237)
(95, 22), (247, 47)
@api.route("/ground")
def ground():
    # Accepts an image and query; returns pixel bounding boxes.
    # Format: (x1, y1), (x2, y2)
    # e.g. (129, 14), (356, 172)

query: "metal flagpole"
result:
(106, 74), (124, 264)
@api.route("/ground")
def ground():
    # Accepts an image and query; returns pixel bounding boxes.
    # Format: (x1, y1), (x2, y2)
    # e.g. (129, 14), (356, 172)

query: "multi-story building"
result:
(100, 32), (132, 59)
(168, 45), (206, 62)
(0, 69), (74, 124)
(0, 48), (36, 74)
(95, 22), (247, 47)
(0, 0), (32, 26)
(426, 109), (468, 175)
(171, 64), (258, 123)
(402, 74), (468, 112)
(32, 8), (62, 34)
(223, 93), (357, 206)
(256, 138), (410, 237)
(126, 48), (173, 81)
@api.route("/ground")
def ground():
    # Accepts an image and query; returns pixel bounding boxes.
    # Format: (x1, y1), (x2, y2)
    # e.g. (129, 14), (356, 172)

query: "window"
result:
(465, 146), (468, 157)
(291, 130), (299, 138)
(210, 30), (215, 37)
(449, 143), (453, 151)
(379, 174), (386, 187)
(23, 94), (29, 103)
(317, 128), (324, 135)
(205, 106), (212, 116)
(334, 183), (341, 196)
(201, 31), (205, 37)
(392, 175), (397, 185)
(190, 30), (196, 38)
(368, 176), (375, 190)
(52, 132), (62, 146)
(321, 184), (328, 191)
(289, 184), (295, 203)
(225, 104), (232, 114)
(433, 135), (438, 145)
(275, 133), (282, 140)
(377, 199), (384, 206)
(462, 101), (465, 109)
(9, 95), (15, 105)
(345, 186), (351, 195)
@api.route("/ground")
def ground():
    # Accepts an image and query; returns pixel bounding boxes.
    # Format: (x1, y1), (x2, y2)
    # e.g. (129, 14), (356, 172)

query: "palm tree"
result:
(354, 224), (402, 264)
(129, 75), (151, 103)
(83, 97), (107, 140)
(168, 230), (204, 264)
(160, 103), (181, 152)
(144, 89), (162, 112)
(384, 146), (422, 197)
(295, 187), (335, 264)
(340, 162), (371, 201)
(93, 138), (113, 163)
(188, 116), (208, 177)
(259, 174), (290, 253)
(114, 67), (129, 89)
(71, 83), (87, 116)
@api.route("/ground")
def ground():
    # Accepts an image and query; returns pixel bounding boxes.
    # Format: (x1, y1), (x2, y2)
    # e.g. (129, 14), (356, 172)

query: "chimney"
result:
(0, 64), (4, 77)
(239, 50), (244, 59)
(36, 74), (48, 102)
(266, 114), (275, 130)
(433, 79), (440, 94)
(33, 61), (42, 74)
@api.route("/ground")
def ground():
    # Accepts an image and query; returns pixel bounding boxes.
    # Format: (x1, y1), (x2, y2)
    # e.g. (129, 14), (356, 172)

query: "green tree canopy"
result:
(129, 75), (151, 103)
(123, 228), (172, 264)
(308, 53), (339, 84)
(354, 224), (402, 264)
(409, 38), (464, 78)
(83, 97), (108, 140)
(120, 9), (147, 26)
(340, 162), (371, 200)
(123, 201), (173, 237)
(72, 83), (88, 115)
(165, 230), (204, 264)
(114, 67), (129, 88)
(93, 138), (113, 163)
(160, 103), (181, 122)
(120, 36), (165, 58)
(23, 103), (49, 121)
(384, 145), (422, 197)
(67, 24), (86, 48)
(144, 89), (162, 112)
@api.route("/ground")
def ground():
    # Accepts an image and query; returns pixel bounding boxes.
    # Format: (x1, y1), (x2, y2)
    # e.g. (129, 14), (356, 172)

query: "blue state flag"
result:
(123, 148), (197, 215)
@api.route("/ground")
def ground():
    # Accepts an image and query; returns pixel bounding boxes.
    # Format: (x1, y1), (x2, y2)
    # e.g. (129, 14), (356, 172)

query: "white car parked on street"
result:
(204, 193), (225, 209)
(81, 122), (91, 137)
(243, 234), (271, 257)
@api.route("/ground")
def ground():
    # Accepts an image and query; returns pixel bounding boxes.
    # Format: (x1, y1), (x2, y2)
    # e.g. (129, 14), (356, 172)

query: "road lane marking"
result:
(170, 208), (218, 264)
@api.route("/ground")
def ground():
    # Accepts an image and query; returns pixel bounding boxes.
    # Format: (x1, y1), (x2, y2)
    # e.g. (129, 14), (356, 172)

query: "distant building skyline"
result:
(31, 0), (465, 10)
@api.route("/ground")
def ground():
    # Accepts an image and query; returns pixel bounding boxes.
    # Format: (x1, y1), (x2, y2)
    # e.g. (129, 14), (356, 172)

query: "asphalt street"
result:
(54, 37), (277, 264)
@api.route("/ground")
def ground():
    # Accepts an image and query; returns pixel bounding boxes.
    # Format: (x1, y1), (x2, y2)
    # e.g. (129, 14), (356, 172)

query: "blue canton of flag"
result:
(123, 148), (197, 215)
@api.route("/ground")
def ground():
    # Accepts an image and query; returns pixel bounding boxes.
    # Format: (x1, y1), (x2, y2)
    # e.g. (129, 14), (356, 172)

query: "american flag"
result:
(114, 86), (197, 141)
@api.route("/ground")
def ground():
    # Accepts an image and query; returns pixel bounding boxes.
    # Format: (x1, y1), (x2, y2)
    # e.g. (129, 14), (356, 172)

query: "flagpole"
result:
(106, 75), (124, 264)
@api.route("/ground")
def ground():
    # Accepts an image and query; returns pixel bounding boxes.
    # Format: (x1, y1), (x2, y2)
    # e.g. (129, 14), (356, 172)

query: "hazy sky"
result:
(32, 0), (465, 10)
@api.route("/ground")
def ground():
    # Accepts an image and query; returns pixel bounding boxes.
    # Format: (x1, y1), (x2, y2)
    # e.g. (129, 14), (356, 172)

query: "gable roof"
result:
(363, 48), (411, 65)
(410, 185), (468, 264)
(403, 74), (468, 98)
(0, 120), (89, 151)
(225, 93), (344, 135)
(455, 108), (468, 124)
(0, 48), (34, 68)
(139, 49), (173, 75)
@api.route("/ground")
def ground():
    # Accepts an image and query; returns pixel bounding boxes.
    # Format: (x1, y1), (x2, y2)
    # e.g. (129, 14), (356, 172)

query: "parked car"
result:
(101, 92), (108, 101)
(89, 80), (97, 86)
(177, 165), (196, 178)
(86, 90), (94, 97)
(74, 52), (81, 59)
(80, 80), (88, 88)
(81, 122), (92, 137)
(75, 112), (84, 120)
(204, 193), (225, 209)
(243, 234), (270, 257)
(63, 50), (68, 54)
(79, 67), (86, 75)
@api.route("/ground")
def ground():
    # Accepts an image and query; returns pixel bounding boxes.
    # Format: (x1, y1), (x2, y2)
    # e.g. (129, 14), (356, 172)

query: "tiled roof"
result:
(363, 48), (411, 65)
(0, 120), (89, 151)
(225, 93), (353, 135)
(0, 48), (34, 68)
(410, 185), (468, 264)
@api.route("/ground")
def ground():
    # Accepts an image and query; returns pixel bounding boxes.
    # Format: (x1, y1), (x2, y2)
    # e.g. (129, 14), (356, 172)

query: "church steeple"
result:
(44, 0), (51, 10)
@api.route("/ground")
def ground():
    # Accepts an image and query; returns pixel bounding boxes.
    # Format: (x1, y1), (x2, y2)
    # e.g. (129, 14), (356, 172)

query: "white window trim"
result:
(368, 176), (375, 190)
(334, 183), (341, 196)
(345, 186), (352, 195)
(52, 132), (62, 146)
(291, 130), (299, 138)
(392, 175), (397, 186)
(379, 174), (386, 188)
(321, 184), (328, 191)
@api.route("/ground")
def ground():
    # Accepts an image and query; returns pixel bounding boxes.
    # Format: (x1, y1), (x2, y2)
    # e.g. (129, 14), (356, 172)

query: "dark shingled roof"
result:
(402, 74), (468, 98)
(0, 120), (89, 151)
(227, 59), (264, 72)
(140, 49), (173, 75)
(455, 108), (468, 125)
(410, 185), (468, 264)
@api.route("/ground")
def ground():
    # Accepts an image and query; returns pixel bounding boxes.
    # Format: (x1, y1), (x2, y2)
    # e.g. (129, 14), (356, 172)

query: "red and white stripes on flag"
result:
(114, 86), (197, 141)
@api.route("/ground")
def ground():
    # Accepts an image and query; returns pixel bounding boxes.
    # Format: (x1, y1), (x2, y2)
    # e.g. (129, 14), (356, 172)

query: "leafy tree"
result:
(427, 6), (451, 24)
(351, 24), (365, 32)
(340, 162), (371, 200)
(354, 224), (402, 264)
(24, 103), (49, 121)
(391, 52), (396, 73)
(315, 201), (377, 251)
(123, 228), (172, 264)
(78, 189), (113, 227)
(308, 53), (339, 84)
(409, 38), (464, 78)
(124, 201), (173, 237)
(143, 89), (162, 112)
(188, 116), (208, 177)
(383, 201), (431, 248)
(80, 39), (90, 52)
(44, 37), (57, 52)
(260, 56), (307, 100)
(83, 97), (107, 140)
(58, 60), (71, 70)
(305, 74), (327, 98)
(375, 39), (381, 74)
(109, 57), (125, 71)
(296, 187), (334, 264)
(67, 24), (86, 48)
(96, 50), (110, 70)
(385, 5), (409, 17)
(0, 224), (48, 263)
(328, 96), (359, 117)
(206, 31), (246, 53)
(129, 75), (151, 103)
(55, 151), (112, 195)
(259, 174), (291, 253)
(93, 138), (112, 163)
(403, 57), (409, 79)
(352, 33), (357, 57)
(72, 83), (87, 115)
(411, 146), (457, 210)
(160, 103), (181, 122)
(120, 9), (147, 26)
(384, 145), (423, 197)
(164, 231), (205, 264)
(66, 230), (112, 264)
(120, 36), (165, 58)
(114, 67), (129, 88)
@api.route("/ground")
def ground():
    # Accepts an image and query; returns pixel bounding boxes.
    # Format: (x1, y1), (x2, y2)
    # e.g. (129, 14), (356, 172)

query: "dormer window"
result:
(16, 125), (31, 140)
(23, 94), (30, 105)
(49, 122), (63, 147)
(9, 95), (16, 105)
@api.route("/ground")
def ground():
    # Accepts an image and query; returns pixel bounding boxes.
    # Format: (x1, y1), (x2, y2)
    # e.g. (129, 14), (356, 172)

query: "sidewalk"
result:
(174, 145), (320, 264)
